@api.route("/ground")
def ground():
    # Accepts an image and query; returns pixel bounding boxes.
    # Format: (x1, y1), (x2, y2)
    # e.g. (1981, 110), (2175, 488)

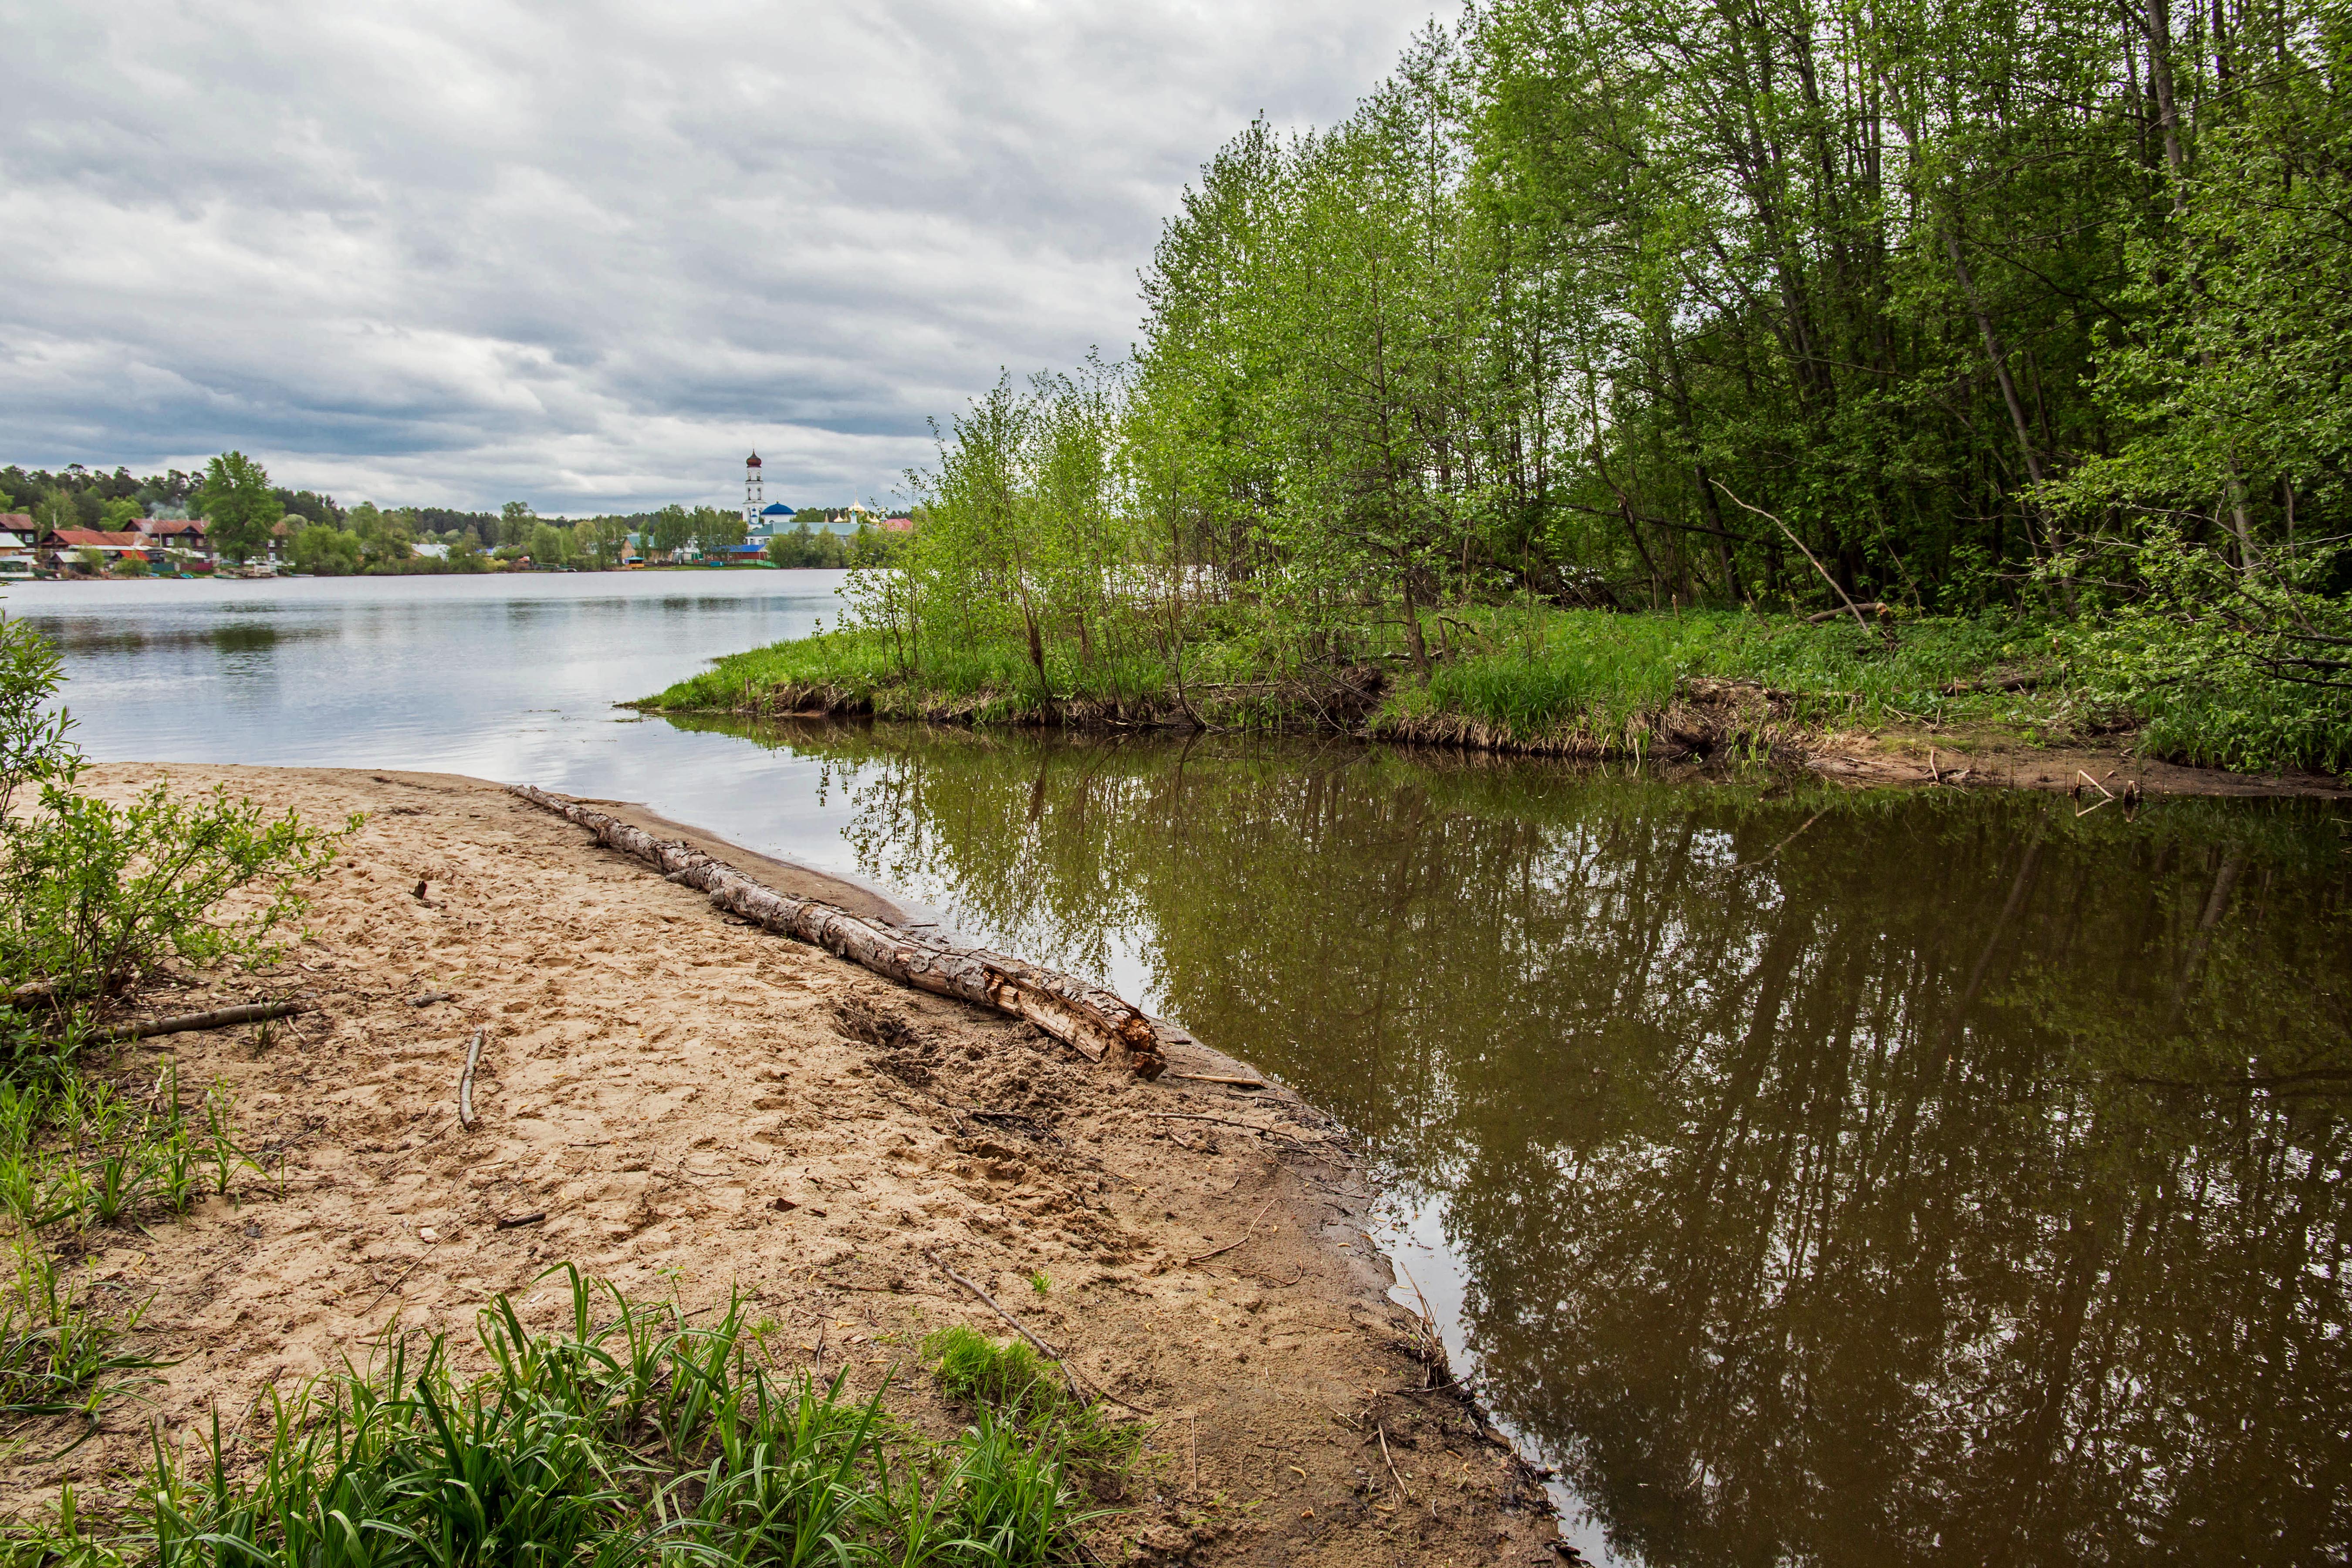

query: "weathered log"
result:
(102, 1000), (304, 1043)
(507, 784), (1166, 1080)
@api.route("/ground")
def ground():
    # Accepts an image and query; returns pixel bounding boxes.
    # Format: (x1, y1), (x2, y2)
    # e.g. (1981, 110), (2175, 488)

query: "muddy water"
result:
(671, 715), (2352, 1568)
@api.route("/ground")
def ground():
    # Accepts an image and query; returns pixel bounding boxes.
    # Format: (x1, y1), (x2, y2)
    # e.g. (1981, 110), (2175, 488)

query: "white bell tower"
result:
(744, 452), (764, 527)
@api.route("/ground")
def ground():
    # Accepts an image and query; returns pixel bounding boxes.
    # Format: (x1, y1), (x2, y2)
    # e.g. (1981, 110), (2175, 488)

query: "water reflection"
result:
(669, 715), (2352, 1566)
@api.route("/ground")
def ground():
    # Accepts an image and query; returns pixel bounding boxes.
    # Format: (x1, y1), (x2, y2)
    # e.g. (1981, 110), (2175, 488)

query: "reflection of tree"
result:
(665, 715), (2352, 1565)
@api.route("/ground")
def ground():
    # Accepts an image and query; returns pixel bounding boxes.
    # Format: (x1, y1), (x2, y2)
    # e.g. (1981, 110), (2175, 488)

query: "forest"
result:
(746, 0), (2352, 775)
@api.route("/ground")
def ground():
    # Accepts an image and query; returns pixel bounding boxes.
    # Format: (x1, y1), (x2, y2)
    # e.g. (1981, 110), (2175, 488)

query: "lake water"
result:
(14, 575), (2352, 1565)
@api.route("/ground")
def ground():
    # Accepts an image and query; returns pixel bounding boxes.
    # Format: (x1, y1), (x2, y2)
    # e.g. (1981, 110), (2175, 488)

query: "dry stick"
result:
(1169, 1072), (1267, 1090)
(359, 1254), (429, 1316)
(1377, 1423), (1411, 1504)
(926, 1249), (1088, 1407)
(458, 1028), (486, 1128)
(1712, 479), (1888, 644)
(494, 1212), (546, 1230)
(105, 1000), (304, 1044)
(1184, 1196), (1277, 1267)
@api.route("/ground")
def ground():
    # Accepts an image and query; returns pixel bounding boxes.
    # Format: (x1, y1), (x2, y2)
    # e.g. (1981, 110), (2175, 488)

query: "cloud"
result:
(0, 0), (1448, 514)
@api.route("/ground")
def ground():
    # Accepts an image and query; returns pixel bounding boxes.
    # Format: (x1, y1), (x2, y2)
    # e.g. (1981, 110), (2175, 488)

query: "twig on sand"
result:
(1169, 1072), (1267, 1090)
(1378, 1423), (1411, 1503)
(359, 1254), (429, 1316)
(458, 1028), (486, 1127)
(494, 1212), (546, 1230)
(107, 1000), (305, 1044)
(1185, 1196), (1276, 1267)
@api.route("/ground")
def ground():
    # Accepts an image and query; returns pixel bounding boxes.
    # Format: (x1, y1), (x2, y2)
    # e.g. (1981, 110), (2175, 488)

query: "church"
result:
(742, 453), (796, 540)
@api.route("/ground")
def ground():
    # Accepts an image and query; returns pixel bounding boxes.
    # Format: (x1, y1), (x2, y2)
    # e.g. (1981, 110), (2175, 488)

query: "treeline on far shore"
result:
(4, 457), (905, 575)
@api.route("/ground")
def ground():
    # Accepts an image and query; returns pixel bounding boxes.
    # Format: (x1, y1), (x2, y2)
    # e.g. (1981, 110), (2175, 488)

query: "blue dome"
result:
(759, 503), (795, 517)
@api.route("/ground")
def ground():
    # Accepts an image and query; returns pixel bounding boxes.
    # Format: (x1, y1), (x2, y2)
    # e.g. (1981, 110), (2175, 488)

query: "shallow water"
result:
(15, 576), (2352, 1564)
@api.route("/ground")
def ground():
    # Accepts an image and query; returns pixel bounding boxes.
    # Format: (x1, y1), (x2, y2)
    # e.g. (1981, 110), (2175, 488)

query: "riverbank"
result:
(643, 610), (2352, 798)
(14, 765), (1555, 1564)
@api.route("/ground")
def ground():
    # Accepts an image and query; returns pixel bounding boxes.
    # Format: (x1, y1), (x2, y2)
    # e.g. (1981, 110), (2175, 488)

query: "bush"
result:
(0, 612), (354, 1061)
(2061, 531), (2352, 775)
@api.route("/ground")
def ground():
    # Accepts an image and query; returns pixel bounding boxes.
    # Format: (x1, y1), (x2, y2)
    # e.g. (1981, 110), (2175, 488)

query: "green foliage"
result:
(791, 0), (2348, 776)
(0, 612), (353, 1060)
(0, 782), (351, 1012)
(291, 521), (363, 576)
(2064, 531), (2352, 774)
(923, 1326), (1143, 1481)
(6, 1269), (1119, 1567)
(196, 452), (283, 565)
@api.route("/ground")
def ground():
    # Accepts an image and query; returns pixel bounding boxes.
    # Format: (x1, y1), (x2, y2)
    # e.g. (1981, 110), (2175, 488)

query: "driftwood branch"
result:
(103, 1000), (304, 1044)
(509, 784), (1167, 1080)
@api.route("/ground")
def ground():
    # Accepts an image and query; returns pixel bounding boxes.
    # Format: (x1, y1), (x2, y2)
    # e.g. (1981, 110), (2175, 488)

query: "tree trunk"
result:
(510, 786), (1169, 1079)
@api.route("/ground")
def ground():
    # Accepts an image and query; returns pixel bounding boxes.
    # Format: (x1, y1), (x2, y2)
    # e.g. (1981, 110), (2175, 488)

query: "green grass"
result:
(649, 607), (2074, 752)
(923, 1327), (1142, 1483)
(10, 1270), (1129, 1568)
(1398, 608), (2067, 743)
(648, 598), (2352, 775)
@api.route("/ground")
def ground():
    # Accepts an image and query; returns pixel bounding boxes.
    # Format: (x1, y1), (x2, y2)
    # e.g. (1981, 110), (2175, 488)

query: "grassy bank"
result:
(645, 608), (2096, 755)
(16, 1273), (1129, 1568)
(645, 603), (2352, 777)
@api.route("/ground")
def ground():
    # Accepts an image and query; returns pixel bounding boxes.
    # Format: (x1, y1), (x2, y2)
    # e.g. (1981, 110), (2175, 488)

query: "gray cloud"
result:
(0, 0), (1447, 514)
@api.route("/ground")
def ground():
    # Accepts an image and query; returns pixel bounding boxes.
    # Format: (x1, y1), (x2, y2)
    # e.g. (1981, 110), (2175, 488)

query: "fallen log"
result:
(507, 784), (1167, 1080)
(102, 1000), (305, 1044)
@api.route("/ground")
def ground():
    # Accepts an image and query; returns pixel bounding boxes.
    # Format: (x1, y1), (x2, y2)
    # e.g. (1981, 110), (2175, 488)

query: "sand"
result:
(18, 764), (1558, 1566)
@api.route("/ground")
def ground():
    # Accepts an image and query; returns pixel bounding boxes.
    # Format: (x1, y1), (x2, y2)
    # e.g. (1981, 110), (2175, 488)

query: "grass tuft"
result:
(7, 1267), (1127, 1567)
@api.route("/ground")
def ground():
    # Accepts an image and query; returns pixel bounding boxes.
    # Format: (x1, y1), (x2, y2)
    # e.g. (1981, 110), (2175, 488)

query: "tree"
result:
(690, 505), (747, 560)
(499, 500), (536, 548)
(198, 453), (283, 564)
(649, 504), (695, 561)
(292, 523), (363, 576)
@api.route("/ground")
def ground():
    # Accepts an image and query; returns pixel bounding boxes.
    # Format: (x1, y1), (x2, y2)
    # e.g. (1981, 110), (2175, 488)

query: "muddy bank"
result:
(20, 764), (1556, 1565)
(656, 672), (2350, 800)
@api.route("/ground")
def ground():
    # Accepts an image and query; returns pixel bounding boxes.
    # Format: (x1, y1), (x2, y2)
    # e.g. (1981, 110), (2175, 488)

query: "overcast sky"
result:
(0, 0), (1449, 517)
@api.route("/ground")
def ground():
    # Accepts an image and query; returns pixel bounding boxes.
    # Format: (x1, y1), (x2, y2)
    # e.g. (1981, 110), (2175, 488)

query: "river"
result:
(13, 574), (2351, 1565)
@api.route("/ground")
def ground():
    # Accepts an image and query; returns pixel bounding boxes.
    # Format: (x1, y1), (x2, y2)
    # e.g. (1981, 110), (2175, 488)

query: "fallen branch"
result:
(458, 1028), (485, 1127)
(1169, 1072), (1266, 1090)
(105, 1000), (304, 1044)
(509, 784), (1167, 1080)
(1713, 480), (1894, 646)
(494, 1211), (546, 1230)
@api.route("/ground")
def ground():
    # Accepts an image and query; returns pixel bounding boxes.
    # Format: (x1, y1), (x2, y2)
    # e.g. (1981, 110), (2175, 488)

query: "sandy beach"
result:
(21, 764), (1558, 1565)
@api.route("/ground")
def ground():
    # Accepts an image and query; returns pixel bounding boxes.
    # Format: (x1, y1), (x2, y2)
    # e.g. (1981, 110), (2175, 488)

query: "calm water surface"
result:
(16, 577), (2352, 1565)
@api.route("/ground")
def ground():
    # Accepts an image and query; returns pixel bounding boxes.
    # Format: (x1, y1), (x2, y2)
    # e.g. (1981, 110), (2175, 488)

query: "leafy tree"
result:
(499, 500), (536, 548)
(690, 505), (747, 559)
(292, 523), (363, 576)
(197, 453), (284, 564)
(649, 504), (695, 560)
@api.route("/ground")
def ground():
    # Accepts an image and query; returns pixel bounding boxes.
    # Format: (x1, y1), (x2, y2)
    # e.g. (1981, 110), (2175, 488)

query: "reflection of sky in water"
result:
(6, 573), (896, 900)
